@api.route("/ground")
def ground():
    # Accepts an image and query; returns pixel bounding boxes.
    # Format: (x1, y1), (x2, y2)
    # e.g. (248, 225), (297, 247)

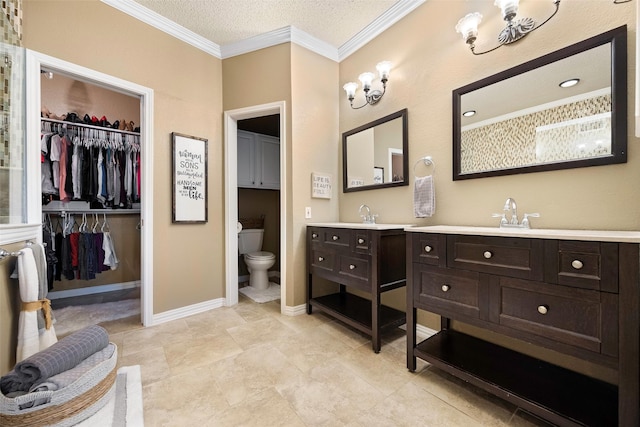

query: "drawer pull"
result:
(318, 256), (324, 262)
(537, 305), (549, 315)
(441, 284), (450, 292)
(312, 233), (318, 238)
(571, 260), (584, 270)
(424, 245), (433, 253)
(483, 251), (493, 259)
(358, 238), (365, 244)
(332, 235), (339, 241)
(349, 264), (356, 270)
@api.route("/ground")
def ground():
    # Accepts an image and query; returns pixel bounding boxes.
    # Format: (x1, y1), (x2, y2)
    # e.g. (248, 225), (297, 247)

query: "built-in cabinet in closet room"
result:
(39, 71), (142, 300)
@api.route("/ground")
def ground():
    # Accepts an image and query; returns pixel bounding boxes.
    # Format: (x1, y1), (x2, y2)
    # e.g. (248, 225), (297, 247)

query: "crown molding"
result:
(102, 0), (425, 63)
(338, 0), (426, 61)
(101, 0), (221, 58)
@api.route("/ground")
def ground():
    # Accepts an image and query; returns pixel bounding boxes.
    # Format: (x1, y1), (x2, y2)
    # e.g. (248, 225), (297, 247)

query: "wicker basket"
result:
(0, 343), (118, 427)
(239, 216), (265, 229)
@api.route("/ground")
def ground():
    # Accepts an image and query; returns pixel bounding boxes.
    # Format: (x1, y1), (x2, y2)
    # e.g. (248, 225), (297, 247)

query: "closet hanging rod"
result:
(41, 117), (140, 136)
(42, 208), (141, 215)
(0, 248), (22, 261)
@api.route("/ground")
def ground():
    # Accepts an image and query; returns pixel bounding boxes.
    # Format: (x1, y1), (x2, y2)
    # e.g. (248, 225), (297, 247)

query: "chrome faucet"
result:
(504, 197), (518, 225)
(492, 197), (540, 229)
(359, 204), (377, 224)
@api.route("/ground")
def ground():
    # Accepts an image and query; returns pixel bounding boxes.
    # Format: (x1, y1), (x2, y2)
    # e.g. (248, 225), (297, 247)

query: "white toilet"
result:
(238, 228), (276, 290)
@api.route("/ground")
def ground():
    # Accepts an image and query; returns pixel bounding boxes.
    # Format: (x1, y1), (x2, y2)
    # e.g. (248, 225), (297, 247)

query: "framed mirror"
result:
(343, 108), (408, 192)
(453, 25), (627, 180)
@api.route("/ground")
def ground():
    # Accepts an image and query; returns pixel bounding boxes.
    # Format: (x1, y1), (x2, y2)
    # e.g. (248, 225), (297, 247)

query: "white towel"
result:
(414, 175), (435, 218)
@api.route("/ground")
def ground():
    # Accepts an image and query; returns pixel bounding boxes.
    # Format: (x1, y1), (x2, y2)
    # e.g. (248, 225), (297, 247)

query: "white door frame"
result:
(224, 102), (286, 310)
(25, 50), (155, 326)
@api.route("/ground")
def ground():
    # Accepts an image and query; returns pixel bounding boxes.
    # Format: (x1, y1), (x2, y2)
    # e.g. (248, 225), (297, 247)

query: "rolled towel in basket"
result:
(0, 325), (109, 395)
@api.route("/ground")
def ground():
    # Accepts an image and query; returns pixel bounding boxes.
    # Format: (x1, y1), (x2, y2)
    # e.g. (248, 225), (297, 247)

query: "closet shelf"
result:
(41, 117), (140, 136)
(42, 208), (140, 215)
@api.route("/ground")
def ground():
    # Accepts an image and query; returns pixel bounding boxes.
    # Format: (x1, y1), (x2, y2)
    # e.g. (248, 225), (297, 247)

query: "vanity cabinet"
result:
(307, 224), (408, 352)
(406, 227), (639, 427)
(237, 130), (280, 189)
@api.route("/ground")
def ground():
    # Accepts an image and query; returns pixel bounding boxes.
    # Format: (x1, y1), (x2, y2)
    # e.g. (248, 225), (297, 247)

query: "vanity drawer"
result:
(353, 231), (371, 254)
(309, 248), (335, 273)
(491, 277), (618, 357)
(547, 240), (618, 292)
(447, 235), (543, 281)
(412, 233), (446, 266)
(319, 228), (351, 249)
(338, 255), (370, 281)
(413, 264), (487, 321)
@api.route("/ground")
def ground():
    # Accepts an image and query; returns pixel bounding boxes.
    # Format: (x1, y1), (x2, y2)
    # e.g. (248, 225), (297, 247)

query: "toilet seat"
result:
(245, 251), (275, 260)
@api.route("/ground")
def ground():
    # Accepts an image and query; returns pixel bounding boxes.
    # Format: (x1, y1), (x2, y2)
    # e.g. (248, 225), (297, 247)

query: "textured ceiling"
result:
(131, 0), (399, 48)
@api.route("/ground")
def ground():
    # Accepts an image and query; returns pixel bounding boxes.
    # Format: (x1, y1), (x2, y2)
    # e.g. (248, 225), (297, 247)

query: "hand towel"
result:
(414, 175), (435, 218)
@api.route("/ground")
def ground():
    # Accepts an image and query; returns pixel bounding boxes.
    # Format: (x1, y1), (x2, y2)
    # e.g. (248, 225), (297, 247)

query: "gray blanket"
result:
(0, 325), (109, 395)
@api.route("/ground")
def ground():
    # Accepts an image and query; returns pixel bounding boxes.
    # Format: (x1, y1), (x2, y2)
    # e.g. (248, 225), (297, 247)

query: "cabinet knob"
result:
(312, 233), (318, 239)
(332, 235), (339, 241)
(424, 245), (433, 253)
(571, 260), (584, 270)
(441, 284), (450, 292)
(483, 251), (493, 259)
(358, 238), (365, 244)
(537, 305), (549, 315)
(318, 256), (324, 262)
(349, 264), (356, 270)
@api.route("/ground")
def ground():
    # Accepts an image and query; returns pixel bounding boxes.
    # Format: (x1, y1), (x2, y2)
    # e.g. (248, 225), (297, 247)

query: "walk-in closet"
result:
(39, 70), (142, 335)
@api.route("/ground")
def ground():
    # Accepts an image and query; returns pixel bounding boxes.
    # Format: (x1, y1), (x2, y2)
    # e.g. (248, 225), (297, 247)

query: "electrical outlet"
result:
(305, 207), (312, 219)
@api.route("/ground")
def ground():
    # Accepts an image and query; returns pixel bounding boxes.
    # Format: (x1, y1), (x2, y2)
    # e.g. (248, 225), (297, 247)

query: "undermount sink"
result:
(306, 222), (414, 230)
(406, 225), (640, 243)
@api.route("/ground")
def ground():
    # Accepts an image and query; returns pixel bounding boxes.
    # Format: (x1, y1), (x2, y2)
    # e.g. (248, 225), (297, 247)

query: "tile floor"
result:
(92, 295), (554, 426)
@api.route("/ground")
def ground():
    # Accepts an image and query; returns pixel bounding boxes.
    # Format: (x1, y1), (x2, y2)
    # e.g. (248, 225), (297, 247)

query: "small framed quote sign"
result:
(172, 132), (208, 223)
(311, 172), (332, 199)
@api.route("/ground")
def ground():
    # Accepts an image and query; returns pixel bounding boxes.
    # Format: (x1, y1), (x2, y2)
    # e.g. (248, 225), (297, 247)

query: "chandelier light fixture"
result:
(455, 0), (561, 55)
(343, 61), (391, 109)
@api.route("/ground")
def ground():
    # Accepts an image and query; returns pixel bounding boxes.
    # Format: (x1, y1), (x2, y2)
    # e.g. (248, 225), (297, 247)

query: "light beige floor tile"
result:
(119, 318), (192, 357)
(415, 368), (516, 426)
(183, 306), (248, 335)
(272, 327), (353, 373)
(211, 388), (306, 427)
(163, 329), (244, 376)
(225, 316), (299, 350)
(118, 346), (170, 386)
(278, 359), (387, 425)
(356, 381), (485, 427)
(509, 409), (558, 426)
(317, 318), (370, 349)
(208, 342), (304, 406)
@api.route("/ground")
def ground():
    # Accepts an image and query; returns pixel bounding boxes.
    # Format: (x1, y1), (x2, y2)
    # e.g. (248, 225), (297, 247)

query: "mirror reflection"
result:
(343, 108), (408, 192)
(453, 26), (627, 180)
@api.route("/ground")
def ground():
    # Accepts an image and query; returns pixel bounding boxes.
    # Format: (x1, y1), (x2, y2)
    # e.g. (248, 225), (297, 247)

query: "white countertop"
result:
(405, 225), (640, 243)
(307, 222), (415, 230)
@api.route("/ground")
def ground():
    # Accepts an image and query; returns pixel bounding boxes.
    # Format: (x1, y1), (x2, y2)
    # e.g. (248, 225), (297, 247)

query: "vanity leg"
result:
(372, 290), (381, 353)
(306, 273), (313, 315)
(407, 306), (417, 372)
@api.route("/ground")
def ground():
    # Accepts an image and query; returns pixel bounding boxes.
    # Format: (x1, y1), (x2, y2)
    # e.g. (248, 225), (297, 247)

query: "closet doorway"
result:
(224, 102), (287, 311)
(26, 50), (154, 327)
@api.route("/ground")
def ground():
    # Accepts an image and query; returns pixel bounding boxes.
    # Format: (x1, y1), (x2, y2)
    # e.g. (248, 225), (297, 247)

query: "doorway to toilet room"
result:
(224, 101), (286, 311)
(237, 115), (281, 303)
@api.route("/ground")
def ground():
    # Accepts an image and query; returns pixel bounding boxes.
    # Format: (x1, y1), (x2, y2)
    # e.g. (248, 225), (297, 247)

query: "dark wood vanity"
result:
(306, 224), (408, 352)
(406, 226), (639, 426)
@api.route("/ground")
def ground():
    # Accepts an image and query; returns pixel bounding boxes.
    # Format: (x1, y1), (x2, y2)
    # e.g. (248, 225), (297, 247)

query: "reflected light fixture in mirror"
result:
(559, 78), (580, 88)
(343, 61), (391, 109)
(455, 0), (561, 55)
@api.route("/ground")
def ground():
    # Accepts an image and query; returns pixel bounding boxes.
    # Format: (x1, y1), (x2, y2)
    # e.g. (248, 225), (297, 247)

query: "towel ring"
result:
(413, 156), (435, 175)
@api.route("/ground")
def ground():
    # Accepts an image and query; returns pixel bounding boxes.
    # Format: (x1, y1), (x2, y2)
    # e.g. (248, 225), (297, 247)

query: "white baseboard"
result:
(48, 281), (140, 300)
(151, 297), (225, 326)
(416, 324), (438, 338)
(281, 303), (306, 316)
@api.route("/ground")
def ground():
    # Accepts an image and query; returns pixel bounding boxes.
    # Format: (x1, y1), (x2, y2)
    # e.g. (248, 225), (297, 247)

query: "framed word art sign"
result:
(172, 132), (208, 223)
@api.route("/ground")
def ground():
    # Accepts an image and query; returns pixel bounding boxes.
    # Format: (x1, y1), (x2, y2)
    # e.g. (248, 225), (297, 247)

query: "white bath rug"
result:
(239, 282), (281, 303)
(52, 299), (140, 337)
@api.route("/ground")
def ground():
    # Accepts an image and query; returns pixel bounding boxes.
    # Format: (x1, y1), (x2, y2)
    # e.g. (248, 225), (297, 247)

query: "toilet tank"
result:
(238, 229), (264, 255)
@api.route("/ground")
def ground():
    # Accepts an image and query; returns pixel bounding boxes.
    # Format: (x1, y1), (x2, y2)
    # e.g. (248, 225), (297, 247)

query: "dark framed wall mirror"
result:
(453, 25), (627, 180)
(343, 108), (408, 192)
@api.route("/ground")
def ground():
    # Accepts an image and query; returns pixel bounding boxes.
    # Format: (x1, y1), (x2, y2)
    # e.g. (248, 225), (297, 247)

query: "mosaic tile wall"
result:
(0, 0), (23, 221)
(460, 94), (612, 174)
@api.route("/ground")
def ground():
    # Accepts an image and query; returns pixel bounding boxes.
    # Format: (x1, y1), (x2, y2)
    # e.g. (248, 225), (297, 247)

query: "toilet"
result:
(238, 228), (276, 290)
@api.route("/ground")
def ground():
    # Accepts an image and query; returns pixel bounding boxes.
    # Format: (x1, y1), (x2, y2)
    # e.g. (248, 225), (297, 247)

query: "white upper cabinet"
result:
(237, 130), (280, 190)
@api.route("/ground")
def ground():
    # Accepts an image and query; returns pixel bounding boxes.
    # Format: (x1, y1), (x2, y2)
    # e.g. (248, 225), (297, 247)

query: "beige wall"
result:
(23, 0), (224, 314)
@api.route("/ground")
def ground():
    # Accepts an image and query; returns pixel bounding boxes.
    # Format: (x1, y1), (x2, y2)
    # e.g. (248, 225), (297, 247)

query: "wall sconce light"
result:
(343, 61), (391, 109)
(455, 0), (561, 55)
